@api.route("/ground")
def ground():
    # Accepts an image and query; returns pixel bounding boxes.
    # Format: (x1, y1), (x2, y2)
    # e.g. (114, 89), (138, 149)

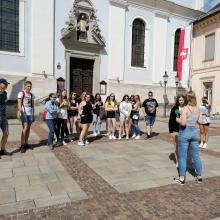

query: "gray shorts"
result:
(0, 116), (8, 131)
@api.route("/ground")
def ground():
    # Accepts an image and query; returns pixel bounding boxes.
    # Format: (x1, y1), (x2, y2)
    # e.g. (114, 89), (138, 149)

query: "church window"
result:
(131, 19), (145, 68)
(173, 28), (181, 71)
(0, 0), (19, 52)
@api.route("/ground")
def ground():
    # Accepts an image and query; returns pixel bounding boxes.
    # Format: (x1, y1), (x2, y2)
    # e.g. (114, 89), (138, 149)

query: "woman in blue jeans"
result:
(45, 93), (59, 150)
(175, 91), (202, 185)
(131, 95), (141, 139)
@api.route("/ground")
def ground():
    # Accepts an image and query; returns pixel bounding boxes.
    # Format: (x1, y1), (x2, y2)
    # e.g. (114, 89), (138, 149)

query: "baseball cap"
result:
(0, 78), (10, 85)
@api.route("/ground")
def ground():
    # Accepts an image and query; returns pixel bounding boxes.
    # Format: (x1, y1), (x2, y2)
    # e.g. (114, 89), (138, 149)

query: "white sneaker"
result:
(199, 142), (203, 148)
(93, 132), (97, 137)
(118, 136), (121, 140)
(97, 131), (100, 135)
(63, 140), (67, 146)
(131, 134), (136, 138)
(112, 135), (116, 140)
(84, 140), (90, 145)
(202, 143), (207, 149)
(135, 135), (140, 140)
(78, 141), (85, 146)
(109, 135), (112, 140)
(126, 136), (129, 140)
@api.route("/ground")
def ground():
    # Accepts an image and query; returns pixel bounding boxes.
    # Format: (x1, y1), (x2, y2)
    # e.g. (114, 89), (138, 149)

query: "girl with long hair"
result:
(168, 95), (186, 166)
(118, 95), (132, 140)
(174, 91), (202, 185)
(92, 93), (103, 136)
(131, 95), (142, 139)
(78, 94), (93, 146)
(57, 89), (70, 146)
(68, 92), (79, 135)
(198, 96), (211, 149)
(105, 93), (117, 139)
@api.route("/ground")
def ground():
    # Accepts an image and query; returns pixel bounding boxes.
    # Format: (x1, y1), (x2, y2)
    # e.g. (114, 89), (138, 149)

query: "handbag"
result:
(132, 114), (139, 120)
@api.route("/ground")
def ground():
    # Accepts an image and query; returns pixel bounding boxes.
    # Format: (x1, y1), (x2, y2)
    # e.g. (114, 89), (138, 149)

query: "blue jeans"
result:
(21, 114), (34, 126)
(0, 116), (8, 131)
(93, 114), (101, 133)
(132, 113), (140, 135)
(145, 115), (156, 126)
(46, 119), (56, 145)
(178, 126), (202, 177)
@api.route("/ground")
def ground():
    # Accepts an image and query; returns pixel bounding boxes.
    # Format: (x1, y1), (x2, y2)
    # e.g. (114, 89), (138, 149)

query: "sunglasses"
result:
(125, 97), (129, 99)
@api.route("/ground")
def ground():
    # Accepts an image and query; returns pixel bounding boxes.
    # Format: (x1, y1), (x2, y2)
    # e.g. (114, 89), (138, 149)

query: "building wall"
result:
(192, 14), (220, 114)
(31, 0), (54, 76)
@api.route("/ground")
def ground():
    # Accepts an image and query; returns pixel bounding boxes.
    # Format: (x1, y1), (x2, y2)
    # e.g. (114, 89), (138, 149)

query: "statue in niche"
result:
(77, 14), (89, 41)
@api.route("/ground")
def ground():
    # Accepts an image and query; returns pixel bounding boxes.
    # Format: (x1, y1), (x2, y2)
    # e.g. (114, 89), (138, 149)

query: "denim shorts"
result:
(0, 116), (8, 131)
(21, 114), (34, 126)
(145, 115), (156, 126)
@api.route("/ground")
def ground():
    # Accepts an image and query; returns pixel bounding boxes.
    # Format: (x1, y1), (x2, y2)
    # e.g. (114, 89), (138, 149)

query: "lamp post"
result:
(175, 75), (179, 97)
(163, 71), (169, 117)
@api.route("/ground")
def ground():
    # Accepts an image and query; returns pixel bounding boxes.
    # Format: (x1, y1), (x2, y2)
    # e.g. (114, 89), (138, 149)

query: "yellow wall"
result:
(191, 13), (220, 114)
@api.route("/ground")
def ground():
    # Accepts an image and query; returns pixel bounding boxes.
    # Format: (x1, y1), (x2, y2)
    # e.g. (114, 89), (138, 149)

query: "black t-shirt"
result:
(0, 91), (7, 116)
(142, 98), (159, 116)
(93, 101), (103, 115)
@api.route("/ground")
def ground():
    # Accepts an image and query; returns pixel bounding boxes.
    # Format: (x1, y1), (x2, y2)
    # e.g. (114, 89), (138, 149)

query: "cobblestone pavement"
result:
(0, 119), (220, 219)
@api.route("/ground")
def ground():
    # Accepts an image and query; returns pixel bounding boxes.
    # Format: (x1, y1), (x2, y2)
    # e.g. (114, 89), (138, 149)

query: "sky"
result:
(204, 0), (220, 11)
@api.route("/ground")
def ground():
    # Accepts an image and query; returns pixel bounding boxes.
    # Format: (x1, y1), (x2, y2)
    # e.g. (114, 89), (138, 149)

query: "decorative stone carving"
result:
(61, 0), (105, 46)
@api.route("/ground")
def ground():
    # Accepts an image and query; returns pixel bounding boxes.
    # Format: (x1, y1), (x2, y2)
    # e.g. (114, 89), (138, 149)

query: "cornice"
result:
(110, 0), (128, 7)
(194, 12), (220, 31)
(127, 0), (204, 20)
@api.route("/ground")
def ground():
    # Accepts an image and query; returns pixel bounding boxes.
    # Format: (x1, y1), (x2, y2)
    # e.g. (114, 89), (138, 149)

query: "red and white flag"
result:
(177, 26), (192, 88)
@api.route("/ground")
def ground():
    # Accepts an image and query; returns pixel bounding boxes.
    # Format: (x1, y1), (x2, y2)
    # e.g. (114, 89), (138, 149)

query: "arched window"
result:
(0, 0), (19, 52)
(131, 19), (145, 67)
(173, 28), (181, 71)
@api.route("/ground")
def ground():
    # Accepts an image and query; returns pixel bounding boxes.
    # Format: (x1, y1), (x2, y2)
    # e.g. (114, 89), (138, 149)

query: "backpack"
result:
(17, 91), (33, 118)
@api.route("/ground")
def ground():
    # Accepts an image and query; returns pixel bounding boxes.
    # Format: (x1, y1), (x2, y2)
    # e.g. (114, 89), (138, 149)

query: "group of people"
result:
(44, 90), (159, 148)
(0, 78), (211, 186)
(169, 91), (211, 185)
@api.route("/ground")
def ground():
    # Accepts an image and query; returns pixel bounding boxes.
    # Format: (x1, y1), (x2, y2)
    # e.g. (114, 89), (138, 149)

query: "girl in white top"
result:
(119, 95), (132, 140)
(198, 96), (211, 149)
(57, 90), (70, 145)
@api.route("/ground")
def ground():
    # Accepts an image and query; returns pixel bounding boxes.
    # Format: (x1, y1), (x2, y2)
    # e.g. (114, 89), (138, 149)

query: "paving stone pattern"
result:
(0, 120), (220, 219)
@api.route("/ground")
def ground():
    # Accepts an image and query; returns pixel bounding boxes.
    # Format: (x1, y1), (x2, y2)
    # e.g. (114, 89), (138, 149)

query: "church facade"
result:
(0, 0), (204, 105)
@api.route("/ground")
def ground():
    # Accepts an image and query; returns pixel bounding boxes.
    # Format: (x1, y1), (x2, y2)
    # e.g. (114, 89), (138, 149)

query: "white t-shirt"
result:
(18, 91), (35, 116)
(119, 101), (132, 117)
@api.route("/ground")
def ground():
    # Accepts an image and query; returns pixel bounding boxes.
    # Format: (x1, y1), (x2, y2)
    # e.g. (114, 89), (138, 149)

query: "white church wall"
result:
(152, 14), (168, 84)
(124, 5), (154, 85)
(108, 1), (126, 81)
(31, 0), (54, 76)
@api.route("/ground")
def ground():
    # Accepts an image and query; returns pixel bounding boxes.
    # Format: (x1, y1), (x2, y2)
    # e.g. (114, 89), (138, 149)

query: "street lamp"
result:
(175, 75), (179, 97)
(163, 71), (169, 117)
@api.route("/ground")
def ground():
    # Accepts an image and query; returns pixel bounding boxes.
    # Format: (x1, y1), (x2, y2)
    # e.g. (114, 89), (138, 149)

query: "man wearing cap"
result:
(0, 78), (11, 158)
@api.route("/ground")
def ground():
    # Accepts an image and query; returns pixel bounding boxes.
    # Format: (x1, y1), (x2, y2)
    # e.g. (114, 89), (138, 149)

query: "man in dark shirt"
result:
(0, 78), (11, 158)
(142, 91), (159, 138)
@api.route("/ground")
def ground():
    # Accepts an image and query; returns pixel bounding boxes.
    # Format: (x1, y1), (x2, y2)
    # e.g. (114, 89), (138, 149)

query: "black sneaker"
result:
(20, 145), (26, 153)
(25, 144), (33, 150)
(0, 149), (12, 156)
(195, 176), (202, 183)
(174, 177), (185, 185)
(145, 134), (152, 139)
